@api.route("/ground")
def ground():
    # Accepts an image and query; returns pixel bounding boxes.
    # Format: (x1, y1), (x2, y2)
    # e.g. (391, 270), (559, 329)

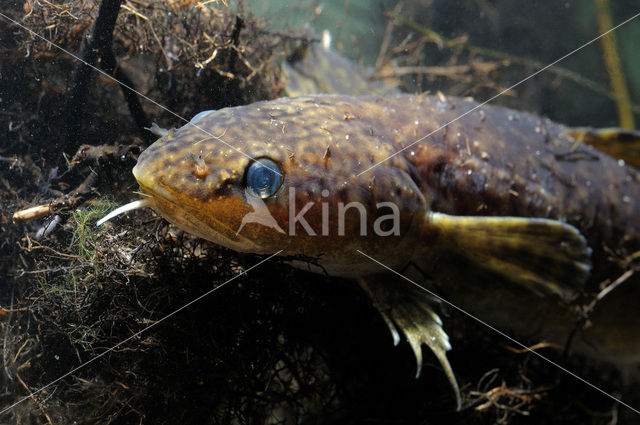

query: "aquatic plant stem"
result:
(65, 0), (151, 146)
(594, 0), (635, 129)
(388, 11), (640, 115)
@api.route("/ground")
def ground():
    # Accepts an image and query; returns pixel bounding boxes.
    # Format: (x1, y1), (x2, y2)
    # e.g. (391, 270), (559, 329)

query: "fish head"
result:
(132, 96), (429, 275)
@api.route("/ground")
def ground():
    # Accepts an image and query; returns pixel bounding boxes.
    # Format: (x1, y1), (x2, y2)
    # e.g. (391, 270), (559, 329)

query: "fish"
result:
(99, 93), (640, 410)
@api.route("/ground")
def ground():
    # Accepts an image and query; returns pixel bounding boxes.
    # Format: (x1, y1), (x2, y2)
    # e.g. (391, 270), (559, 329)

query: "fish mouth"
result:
(133, 158), (274, 252)
(135, 179), (264, 253)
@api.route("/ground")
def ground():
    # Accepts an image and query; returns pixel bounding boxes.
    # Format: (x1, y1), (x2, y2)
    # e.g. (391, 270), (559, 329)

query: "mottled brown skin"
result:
(134, 94), (640, 364)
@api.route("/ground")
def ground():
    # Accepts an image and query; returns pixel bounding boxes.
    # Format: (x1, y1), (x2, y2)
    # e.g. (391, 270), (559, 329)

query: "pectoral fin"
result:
(429, 213), (591, 301)
(359, 276), (461, 411)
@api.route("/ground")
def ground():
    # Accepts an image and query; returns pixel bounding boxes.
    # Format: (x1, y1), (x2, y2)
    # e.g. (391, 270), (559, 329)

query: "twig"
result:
(12, 172), (97, 224)
(388, 11), (640, 114)
(375, 2), (402, 70)
(15, 373), (54, 425)
(2, 288), (15, 385)
(594, 0), (634, 129)
(13, 142), (140, 224)
(372, 64), (471, 79)
(65, 0), (150, 147)
(66, 0), (123, 136)
(505, 341), (564, 354)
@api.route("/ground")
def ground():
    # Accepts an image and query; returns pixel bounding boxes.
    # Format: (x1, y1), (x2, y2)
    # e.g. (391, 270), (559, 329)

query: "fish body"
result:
(130, 93), (640, 403)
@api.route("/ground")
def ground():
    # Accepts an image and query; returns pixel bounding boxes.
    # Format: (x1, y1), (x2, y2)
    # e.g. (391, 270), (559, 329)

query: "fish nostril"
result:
(187, 152), (210, 179)
(193, 164), (209, 179)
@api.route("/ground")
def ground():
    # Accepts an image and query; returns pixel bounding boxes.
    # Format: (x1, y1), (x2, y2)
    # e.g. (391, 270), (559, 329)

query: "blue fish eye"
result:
(245, 158), (282, 198)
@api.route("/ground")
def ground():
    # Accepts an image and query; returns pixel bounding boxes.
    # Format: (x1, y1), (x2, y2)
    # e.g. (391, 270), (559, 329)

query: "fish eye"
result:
(245, 158), (282, 198)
